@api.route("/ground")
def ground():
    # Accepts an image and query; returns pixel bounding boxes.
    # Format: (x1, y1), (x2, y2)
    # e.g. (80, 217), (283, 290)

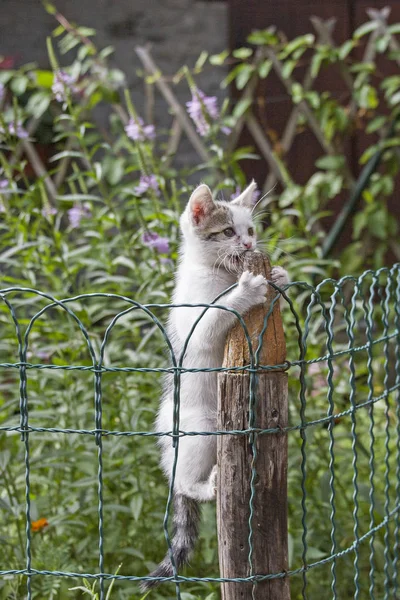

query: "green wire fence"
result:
(1, 263), (400, 599)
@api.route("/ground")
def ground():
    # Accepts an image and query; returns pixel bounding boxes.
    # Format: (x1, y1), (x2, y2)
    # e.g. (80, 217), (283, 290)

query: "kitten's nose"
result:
(243, 241), (252, 250)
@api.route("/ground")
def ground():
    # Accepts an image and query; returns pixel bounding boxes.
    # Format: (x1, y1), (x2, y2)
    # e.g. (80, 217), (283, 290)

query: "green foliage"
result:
(0, 6), (400, 600)
(217, 14), (400, 270)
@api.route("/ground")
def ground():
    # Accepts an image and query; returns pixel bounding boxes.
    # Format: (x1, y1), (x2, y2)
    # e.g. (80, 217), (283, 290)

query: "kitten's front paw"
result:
(238, 270), (268, 306)
(271, 266), (289, 289)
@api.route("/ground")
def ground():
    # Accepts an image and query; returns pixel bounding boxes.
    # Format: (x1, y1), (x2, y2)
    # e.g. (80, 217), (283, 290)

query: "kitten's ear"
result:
(231, 180), (257, 209)
(188, 184), (216, 226)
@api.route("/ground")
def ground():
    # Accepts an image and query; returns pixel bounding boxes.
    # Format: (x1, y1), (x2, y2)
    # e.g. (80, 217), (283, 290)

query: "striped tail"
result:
(140, 494), (201, 592)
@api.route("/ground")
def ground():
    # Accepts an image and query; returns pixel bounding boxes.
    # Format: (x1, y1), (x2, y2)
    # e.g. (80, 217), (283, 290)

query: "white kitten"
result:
(141, 181), (288, 590)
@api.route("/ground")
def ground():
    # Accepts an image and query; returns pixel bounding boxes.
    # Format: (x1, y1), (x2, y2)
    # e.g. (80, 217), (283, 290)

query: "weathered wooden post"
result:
(217, 251), (290, 600)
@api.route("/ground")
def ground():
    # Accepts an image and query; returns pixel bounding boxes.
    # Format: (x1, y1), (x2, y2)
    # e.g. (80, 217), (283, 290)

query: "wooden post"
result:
(217, 251), (290, 600)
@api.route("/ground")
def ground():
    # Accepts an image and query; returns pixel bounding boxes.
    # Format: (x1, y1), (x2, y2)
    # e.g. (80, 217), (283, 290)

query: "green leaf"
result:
(280, 34), (315, 58)
(10, 75), (28, 96)
(279, 185), (302, 208)
(87, 91), (103, 109)
(315, 155), (345, 170)
(338, 40), (355, 60)
(0, 450), (10, 473)
(77, 26), (96, 37)
(221, 64), (243, 89)
(232, 47), (253, 60)
(112, 256), (137, 271)
(0, 70), (13, 85)
(376, 34), (390, 53)
(368, 207), (388, 240)
(42, 1), (57, 14)
(232, 98), (252, 119)
(231, 145), (260, 161)
(50, 151), (86, 162)
(194, 51), (208, 71)
(236, 64), (255, 90)
(105, 564), (122, 600)
(209, 50), (229, 66)
(354, 21), (379, 39)
(353, 210), (368, 239)
(25, 91), (51, 119)
(282, 60), (296, 79)
(258, 59), (272, 78)
(291, 82), (303, 103)
(34, 69), (54, 89)
(311, 53), (324, 78)
(359, 144), (378, 165)
(389, 91), (400, 106)
(357, 84), (379, 109)
(130, 495), (143, 521)
(247, 28), (278, 46)
(366, 115), (387, 134)
(105, 157), (125, 186)
(307, 546), (327, 560)
(55, 194), (103, 202)
(360, 138), (400, 165)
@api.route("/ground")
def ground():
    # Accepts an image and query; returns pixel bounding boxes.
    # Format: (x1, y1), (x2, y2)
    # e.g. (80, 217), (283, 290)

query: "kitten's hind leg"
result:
(180, 465), (217, 501)
(163, 432), (217, 502)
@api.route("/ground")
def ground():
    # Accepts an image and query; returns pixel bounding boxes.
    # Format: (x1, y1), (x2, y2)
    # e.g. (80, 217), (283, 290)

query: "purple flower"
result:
(52, 70), (77, 103)
(0, 83), (4, 103)
(186, 88), (220, 137)
(231, 186), (261, 205)
(221, 126), (231, 136)
(37, 349), (52, 361)
(125, 117), (155, 142)
(142, 231), (170, 254)
(150, 257), (174, 268)
(68, 204), (91, 229)
(8, 121), (28, 139)
(134, 174), (160, 197)
(41, 205), (57, 218)
(0, 179), (8, 189)
(26, 349), (51, 361)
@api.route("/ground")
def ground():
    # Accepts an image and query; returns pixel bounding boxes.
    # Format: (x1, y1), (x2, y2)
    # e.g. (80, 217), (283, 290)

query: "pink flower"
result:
(186, 88), (220, 136)
(0, 56), (16, 69)
(142, 231), (170, 254)
(125, 117), (155, 142)
(134, 174), (160, 197)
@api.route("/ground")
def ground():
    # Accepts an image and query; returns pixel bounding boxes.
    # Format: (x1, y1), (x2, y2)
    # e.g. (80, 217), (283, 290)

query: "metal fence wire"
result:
(1, 264), (400, 599)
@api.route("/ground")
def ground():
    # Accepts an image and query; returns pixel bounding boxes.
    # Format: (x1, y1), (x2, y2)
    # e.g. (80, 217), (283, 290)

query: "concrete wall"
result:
(0, 0), (228, 166)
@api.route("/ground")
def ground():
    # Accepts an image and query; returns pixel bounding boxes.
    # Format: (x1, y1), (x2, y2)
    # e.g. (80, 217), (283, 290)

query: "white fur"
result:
(156, 182), (288, 501)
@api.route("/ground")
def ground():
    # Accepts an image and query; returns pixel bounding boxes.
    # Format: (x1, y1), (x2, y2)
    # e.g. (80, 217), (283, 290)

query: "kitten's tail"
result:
(140, 493), (200, 592)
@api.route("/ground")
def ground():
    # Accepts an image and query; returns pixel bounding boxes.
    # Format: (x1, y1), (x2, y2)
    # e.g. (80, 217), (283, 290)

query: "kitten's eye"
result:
(223, 227), (235, 238)
(248, 227), (254, 236)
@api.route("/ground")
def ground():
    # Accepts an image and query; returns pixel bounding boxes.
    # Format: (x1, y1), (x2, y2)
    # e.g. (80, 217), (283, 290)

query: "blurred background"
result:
(1, 1), (399, 258)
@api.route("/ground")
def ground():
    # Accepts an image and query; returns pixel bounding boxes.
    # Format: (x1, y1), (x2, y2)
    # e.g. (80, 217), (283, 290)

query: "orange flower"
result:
(31, 518), (49, 532)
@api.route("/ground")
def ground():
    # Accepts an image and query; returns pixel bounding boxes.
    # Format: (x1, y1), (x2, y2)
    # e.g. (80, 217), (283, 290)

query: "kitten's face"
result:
(180, 182), (257, 273)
